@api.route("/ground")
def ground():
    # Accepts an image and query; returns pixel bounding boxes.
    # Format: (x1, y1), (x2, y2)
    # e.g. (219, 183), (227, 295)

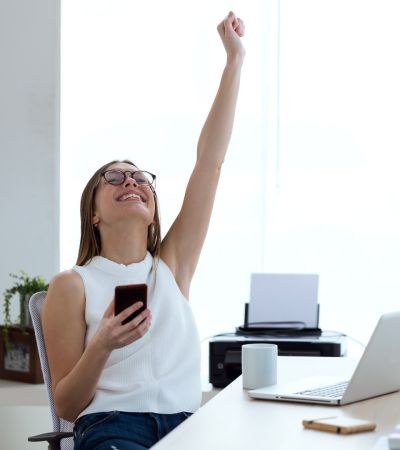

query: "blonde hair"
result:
(76, 160), (161, 266)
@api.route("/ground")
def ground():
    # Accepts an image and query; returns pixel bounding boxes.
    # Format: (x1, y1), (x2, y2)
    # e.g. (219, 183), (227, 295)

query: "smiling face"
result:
(76, 159), (161, 266)
(92, 162), (156, 229)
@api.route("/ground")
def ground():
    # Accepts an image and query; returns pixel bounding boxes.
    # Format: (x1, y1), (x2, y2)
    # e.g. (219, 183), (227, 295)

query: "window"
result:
(60, 1), (266, 342)
(265, 0), (400, 346)
(61, 1), (400, 354)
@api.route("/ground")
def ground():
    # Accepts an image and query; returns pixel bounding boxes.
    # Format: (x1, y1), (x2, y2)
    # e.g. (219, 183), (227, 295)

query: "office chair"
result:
(28, 291), (74, 450)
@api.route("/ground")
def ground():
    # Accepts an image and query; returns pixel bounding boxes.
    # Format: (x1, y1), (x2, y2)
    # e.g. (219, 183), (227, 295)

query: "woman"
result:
(43, 11), (245, 450)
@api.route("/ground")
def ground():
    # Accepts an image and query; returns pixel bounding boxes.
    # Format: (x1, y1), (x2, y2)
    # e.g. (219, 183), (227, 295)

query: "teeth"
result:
(119, 193), (141, 201)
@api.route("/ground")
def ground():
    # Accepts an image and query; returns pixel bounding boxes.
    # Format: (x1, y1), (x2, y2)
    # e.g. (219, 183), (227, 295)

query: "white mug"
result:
(241, 343), (278, 390)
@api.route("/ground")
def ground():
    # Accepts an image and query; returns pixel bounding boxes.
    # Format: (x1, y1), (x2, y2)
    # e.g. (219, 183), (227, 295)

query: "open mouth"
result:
(117, 192), (146, 202)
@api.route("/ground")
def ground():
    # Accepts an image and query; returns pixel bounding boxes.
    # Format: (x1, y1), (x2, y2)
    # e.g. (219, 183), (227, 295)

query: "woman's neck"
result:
(99, 223), (148, 265)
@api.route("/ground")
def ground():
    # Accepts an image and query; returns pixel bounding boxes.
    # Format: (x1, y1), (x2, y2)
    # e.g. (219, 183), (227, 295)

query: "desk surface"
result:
(0, 405), (52, 450)
(153, 356), (399, 450)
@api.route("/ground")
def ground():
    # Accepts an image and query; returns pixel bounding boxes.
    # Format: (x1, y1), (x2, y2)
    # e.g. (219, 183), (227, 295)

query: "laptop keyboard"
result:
(295, 381), (349, 398)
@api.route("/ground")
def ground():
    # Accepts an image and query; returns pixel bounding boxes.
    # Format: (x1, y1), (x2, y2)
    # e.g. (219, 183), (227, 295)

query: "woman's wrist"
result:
(90, 331), (113, 358)
(226, 52), (245, 69)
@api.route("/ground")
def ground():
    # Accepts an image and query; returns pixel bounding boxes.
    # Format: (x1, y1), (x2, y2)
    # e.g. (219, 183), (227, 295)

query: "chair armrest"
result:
(28, 431), (74, 450)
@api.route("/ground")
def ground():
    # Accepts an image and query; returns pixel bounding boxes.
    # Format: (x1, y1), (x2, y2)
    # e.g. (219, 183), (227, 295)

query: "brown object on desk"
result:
(302, 416), (376, 434)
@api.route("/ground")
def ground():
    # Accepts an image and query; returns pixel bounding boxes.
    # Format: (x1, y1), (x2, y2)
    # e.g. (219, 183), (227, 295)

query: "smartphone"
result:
(114, 283), (147, 325)
(302, 416), (376, 434)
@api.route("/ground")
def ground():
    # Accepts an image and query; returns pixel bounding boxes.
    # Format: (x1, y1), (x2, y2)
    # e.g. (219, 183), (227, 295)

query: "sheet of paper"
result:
(248, 274), (319, 328)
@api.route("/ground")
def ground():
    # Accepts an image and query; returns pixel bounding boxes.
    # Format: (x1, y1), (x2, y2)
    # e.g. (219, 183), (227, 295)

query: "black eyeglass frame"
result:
(101, 170), (156, 187)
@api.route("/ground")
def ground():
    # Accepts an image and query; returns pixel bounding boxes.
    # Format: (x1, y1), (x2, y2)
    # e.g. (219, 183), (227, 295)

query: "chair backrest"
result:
(29, 292), (74, 450)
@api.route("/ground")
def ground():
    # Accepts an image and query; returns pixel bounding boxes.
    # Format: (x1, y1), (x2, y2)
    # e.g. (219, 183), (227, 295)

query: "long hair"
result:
(76, 160), (161, 266)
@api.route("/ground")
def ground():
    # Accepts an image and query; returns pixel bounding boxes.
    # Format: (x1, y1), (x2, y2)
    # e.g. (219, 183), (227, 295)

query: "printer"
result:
(209, 274), (347, 388)
(209, 330), (346, 388)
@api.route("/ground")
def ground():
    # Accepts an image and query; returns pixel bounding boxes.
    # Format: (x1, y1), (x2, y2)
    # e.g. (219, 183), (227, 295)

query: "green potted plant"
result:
(2, 271), (49, 341)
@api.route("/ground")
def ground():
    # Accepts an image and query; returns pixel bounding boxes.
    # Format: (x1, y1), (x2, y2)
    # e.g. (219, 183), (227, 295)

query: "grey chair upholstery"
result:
(28, 291), (74, 450)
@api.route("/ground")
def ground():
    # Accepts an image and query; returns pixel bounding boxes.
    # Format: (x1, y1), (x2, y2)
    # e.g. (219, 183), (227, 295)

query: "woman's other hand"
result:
(217, 11), (245, 64)
(93, 299), (152, 352)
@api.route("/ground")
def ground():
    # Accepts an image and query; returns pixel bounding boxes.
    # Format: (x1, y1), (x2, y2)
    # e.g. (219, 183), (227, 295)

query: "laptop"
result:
(248, 311), (400, 405)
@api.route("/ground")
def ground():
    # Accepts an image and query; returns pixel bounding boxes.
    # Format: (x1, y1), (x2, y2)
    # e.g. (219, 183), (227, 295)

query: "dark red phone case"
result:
(114, 284), (147, 325)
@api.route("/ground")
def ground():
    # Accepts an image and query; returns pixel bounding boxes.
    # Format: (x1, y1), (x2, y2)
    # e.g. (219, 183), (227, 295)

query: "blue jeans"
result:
(73, 411), (193, 450)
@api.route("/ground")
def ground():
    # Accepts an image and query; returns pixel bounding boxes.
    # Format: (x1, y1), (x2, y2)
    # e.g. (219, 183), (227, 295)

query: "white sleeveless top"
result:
(73, 252), (202, 417)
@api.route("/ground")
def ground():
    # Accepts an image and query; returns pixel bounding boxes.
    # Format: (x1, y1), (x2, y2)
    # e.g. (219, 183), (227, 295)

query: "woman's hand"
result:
(217, 11), (245, 64)
(93, 299), (152, 352)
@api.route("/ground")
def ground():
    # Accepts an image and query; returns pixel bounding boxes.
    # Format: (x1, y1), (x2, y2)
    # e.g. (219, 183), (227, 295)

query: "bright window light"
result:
(61, 0), (400, 354)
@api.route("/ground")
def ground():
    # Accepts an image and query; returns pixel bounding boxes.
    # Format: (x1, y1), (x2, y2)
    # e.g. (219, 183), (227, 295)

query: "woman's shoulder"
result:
(51, 269), (83, 289)
(157, 257), (190, 301)
(42, 270), (86, 334)
(47, 269), (85, 304)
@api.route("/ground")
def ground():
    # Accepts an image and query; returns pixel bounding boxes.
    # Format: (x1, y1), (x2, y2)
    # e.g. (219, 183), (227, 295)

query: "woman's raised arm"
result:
(161, 11), (245, 298)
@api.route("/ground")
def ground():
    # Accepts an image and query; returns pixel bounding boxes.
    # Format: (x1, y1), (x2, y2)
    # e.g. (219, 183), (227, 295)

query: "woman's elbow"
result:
(54, 390), (81, 423)
(55, 402), (78, 423)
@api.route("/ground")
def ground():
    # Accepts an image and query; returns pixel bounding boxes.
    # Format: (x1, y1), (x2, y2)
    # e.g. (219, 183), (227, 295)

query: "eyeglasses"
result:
(101, 170), (156, 187)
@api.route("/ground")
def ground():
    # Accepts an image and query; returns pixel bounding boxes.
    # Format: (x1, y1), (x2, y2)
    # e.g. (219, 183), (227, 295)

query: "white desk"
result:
(0, 379), (48, 406)
(0, 405), (52, 450)
(153, 357), (400, 450)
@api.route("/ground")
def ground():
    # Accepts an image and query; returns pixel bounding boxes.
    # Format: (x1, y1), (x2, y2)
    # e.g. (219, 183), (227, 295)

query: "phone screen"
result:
(114, 284), (147, 325)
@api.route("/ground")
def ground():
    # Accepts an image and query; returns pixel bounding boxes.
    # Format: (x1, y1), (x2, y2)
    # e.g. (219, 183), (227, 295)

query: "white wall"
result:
(0, 0), (60, 323)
